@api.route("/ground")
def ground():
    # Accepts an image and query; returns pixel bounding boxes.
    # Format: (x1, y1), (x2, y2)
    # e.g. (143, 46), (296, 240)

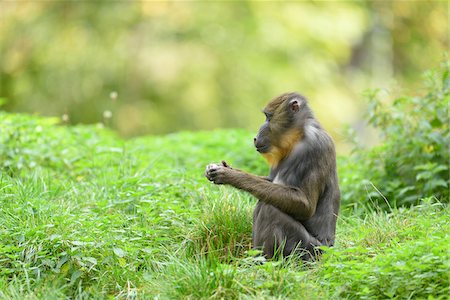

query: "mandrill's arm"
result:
(205, 161), (318, 220)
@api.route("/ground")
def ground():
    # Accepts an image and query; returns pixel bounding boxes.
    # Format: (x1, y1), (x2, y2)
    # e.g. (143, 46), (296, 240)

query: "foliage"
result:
(340, 62), (449, 211)
(0, 113), (117, 177)
(1, 2), (448, 136)
(320, 201), (450, 299)
(0, 111), (449, 299)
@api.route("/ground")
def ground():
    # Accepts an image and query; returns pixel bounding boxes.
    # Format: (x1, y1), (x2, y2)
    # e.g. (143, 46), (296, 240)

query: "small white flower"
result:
(103, 110), (113, 119)
(110, 91), (118, 100)
(62, 114), (69, 122)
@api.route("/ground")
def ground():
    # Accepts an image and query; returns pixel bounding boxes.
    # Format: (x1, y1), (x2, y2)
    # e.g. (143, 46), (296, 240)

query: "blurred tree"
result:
(0, 1), (447, 145)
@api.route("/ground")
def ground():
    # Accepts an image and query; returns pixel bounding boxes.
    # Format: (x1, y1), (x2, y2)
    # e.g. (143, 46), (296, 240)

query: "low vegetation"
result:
(0, 64), (448, 299)
(339, 62), (449, 212)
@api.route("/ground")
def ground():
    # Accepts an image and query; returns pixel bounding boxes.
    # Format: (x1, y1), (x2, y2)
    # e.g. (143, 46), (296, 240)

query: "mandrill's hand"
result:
(205, 161), (233, 185)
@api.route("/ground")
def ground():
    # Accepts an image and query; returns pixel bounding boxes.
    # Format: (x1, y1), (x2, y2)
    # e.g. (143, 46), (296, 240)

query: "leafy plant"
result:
(340, 61), (449, 210)
(320, 202), (450, 299)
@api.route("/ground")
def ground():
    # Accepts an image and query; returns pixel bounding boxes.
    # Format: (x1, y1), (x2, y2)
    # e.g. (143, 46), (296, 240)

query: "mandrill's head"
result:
(254, 92), (312, 168)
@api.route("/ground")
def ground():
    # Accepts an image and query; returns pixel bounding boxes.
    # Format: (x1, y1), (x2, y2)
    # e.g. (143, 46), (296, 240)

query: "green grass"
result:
(0, 112), (449, 299)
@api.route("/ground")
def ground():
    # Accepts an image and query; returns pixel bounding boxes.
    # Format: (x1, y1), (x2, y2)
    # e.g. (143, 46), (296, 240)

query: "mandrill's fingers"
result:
(205, 164), (228, 185)
(205, 163), (219, 175)
(205, 170), (213, 181)
(206, 163), (221, 170)
(205, 165), (214, 180)
(205, 164), (221, 183)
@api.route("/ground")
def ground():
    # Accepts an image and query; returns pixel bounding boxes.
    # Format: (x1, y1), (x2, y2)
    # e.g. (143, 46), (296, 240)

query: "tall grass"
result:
(184, 189), (253, 261)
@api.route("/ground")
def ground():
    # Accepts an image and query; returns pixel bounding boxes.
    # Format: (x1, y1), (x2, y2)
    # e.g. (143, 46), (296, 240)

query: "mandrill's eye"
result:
(264, 112), (273, 122)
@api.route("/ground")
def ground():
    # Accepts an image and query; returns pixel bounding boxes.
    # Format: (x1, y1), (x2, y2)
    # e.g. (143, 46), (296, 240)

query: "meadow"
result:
(1, 63), (449, 300)
(0, 110), (448, 299)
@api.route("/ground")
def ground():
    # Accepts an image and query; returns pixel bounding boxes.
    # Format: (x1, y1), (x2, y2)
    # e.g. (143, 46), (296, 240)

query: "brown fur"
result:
(265, 93), (291, 112)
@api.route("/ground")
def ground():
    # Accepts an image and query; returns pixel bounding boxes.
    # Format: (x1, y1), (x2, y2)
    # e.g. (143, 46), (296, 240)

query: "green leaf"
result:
(113, 247), (126, 258)
(70, 270), (83, 284)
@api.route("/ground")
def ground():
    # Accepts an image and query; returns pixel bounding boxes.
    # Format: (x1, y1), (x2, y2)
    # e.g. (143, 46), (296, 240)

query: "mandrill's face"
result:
(253, 93), (305, 167)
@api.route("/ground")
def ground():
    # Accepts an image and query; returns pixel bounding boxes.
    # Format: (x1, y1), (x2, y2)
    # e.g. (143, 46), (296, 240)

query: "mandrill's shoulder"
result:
(303, 121), (335, 153)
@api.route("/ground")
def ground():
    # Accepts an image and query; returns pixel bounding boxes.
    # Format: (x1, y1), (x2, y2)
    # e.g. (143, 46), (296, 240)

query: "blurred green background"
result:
(0, 1), (448, 150)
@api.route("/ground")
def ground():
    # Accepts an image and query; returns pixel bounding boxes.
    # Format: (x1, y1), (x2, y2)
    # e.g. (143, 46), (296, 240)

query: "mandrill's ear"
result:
(289, 99), (300, 113)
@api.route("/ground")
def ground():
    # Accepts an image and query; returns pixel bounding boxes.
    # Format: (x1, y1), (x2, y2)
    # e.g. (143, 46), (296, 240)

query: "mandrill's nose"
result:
(253, 137), (263, 148)
(254, 137), (269, 153)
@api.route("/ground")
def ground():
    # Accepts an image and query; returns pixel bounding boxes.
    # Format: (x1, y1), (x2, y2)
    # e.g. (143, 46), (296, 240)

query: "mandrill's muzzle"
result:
(254, 137), (270, 153)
